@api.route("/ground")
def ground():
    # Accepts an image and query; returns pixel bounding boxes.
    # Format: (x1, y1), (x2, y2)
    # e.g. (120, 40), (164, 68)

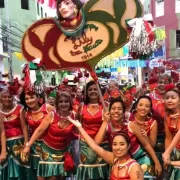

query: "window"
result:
(45, 13), (47, 17)
(37, 2), (40, 15)
(176, 30), (180, 48)
(21, 0), (29, 10)
(41, 7), (43, 18)
(0, 0), (4, 8)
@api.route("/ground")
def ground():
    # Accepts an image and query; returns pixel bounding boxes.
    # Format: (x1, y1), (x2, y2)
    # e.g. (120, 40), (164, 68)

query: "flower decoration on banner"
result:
(165, 84), (175, 92)
(127, 14), (157, 59)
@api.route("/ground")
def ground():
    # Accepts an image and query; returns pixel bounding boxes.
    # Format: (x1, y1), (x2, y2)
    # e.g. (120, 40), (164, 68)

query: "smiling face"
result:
(58, 0), (76, 19)
(110, 102), (124, 121)
(157, 77), (169, 95)
(25, 93), (39, 109)
(112, 135), (129, 158)
(47, 97), (56, 106)
(1, 91), (13, 107)
(136, 98), (151, 118)
(165, 91), (180, 110)
(87, 84), (99, 101)
(58, 95), (71, 112)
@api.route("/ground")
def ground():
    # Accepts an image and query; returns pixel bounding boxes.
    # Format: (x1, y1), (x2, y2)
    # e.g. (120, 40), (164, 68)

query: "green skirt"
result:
(133, 147), (156, 180)
(30, 140), (42, 170)
(37, 142), (74, 177)
(77, 140), (109, 180)
(169, 149), (180, 180)
(3, 137), (35, 180)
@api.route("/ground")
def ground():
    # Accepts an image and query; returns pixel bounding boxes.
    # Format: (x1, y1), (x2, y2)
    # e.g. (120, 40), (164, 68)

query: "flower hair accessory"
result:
(165, 84), (175, 92)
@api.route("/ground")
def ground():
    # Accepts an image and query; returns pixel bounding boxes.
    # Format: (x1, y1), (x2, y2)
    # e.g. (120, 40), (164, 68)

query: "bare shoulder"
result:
(46, 104), (55, 112)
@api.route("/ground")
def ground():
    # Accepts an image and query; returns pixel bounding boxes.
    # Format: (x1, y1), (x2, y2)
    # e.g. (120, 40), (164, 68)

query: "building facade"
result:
(150, 0), (180, 60)
(0, 0), (36, 79)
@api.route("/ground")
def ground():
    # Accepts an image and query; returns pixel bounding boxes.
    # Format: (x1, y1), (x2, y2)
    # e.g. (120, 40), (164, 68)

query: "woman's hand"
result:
(155, 162), (162, 177)
(68, 117), (82, 128)
(141, 129), (147, 136)
(0, 151), (6, 163)
(103, 111), (110, 122)
(21, 147), (30, 163)
(162, 152), (171, 165)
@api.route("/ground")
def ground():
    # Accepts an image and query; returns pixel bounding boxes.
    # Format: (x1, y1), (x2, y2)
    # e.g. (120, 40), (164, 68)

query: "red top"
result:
(43, 111), (78, 150)
(81, 104), (104, 139)
(107, 121), (140, 155)
(129, 113), (156, 136)
(110, 159), (137, 180)
(26, 104), (49, 140)
(1, 105), (23, 139)
(149, 93), (165, 134)
(166, 115), (180, 150)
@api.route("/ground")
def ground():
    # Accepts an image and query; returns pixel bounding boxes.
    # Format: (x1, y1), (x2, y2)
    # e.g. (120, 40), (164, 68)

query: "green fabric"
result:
(77, 140), (109, 180)
(1, 138), (36, 180)
(169, 149), (180, 180)
(48, 91), (57, 98)
(30, 140), (42, 170)
(133, 147), (156, 179)
(37, 142), (73, 177)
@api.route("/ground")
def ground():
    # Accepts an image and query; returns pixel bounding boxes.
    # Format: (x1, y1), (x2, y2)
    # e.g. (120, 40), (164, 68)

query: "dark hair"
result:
(84, 81), (101, 105)
(166, 89), (180, 98)
(130, 95), (153, 113)
(109, 97), (126, 113)
(20, 91), (45, 110)
(56, 92), (73, 111)
(56, 0), (83, 21)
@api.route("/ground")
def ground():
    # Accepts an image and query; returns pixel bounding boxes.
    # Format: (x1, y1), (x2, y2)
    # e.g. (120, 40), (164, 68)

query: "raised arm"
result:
(20, 109), (29, 145)
(94, 111), (110, 144)
(68, 117), (114, 165)
(130, 122), (162, 177)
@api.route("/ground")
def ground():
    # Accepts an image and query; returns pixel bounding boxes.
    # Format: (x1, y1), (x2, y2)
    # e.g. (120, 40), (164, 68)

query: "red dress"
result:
(1, 104), (23, 139)
(149, 93), (165, 134)
(25, 103), (49, 140)
(110, 159), (137, 180)
(43, 111), (78, 150)
(81, 104), (104, 139)
(167, 115), (180, 150)
(129, 113), (156, 136)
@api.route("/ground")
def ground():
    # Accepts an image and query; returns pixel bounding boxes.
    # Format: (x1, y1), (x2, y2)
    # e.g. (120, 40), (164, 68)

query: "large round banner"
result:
(22, 0), (143, 72)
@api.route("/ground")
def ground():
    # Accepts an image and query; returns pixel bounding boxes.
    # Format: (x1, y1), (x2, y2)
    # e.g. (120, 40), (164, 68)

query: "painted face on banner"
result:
(58, 0), (76, 19)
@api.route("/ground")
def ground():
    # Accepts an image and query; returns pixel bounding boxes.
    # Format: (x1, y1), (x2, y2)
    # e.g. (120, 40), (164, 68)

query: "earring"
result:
(147, 112), (152, 119)
(132, 109), (137, 114)
(73, 6), (78, 15)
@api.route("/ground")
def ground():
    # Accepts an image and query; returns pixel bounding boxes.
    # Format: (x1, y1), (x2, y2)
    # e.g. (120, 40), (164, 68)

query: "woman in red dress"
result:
(69, 117), (144, 180)
(22, 91), (78, 180)
(130, 96), (158, 148)
(0, 88), (33, 180)
(20, 91), (54, 180)
(77, 80), (109, 180)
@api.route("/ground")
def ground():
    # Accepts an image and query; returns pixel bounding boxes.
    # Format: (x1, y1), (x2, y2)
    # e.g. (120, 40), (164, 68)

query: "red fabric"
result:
(110, 159), (137, 180)
(26, 104), (49, 140)
(43, 112), (78, 149)
(48, 0), (56, 8)
(107, 122), (140, 155)
(2, 105), (23, 139)
(64, 152), (75, 171)
(81, 104), (104, 139)
(37, 0), (44, 4)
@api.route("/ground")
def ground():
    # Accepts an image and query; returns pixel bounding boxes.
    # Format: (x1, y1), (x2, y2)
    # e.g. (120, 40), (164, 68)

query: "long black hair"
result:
(109, 97), (126, 113)
(130, 95), (153, 113)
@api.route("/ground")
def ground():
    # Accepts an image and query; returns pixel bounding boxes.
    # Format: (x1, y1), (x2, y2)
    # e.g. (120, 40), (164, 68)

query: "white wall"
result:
(0, 19), (5, 75)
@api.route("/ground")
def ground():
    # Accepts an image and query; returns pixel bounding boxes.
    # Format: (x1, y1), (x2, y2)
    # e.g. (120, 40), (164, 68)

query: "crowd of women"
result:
(0, 73), (179, 180)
